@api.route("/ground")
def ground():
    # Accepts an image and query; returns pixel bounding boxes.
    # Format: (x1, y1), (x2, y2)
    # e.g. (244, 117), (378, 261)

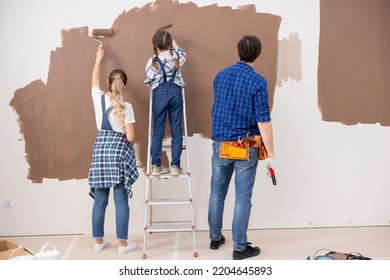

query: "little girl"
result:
(88, 46), (139, 254)
(145, 24), (187, 176)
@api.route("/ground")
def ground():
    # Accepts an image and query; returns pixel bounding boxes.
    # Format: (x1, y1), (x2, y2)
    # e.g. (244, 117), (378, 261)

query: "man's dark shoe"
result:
(210, 235), (225, 250)
(233, 243), (261, 260)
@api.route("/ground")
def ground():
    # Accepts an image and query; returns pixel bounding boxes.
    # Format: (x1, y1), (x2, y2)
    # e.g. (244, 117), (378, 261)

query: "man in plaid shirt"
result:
(208, 35), (277, 260)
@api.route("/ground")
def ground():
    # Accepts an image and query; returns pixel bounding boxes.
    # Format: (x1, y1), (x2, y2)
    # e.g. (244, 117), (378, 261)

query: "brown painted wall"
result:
(9, 0), (281, 182)
(318, 0), (390, 126)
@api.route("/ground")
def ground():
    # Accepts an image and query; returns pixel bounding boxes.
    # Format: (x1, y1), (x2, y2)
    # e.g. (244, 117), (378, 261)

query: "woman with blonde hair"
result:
(88, 46), (139, 254)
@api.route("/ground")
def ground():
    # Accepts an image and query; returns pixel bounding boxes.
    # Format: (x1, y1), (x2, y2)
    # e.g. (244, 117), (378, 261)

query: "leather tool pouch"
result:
(219, 139), (249, 160)
(247, 135), (267, 160)
(258, 136), (267, 160)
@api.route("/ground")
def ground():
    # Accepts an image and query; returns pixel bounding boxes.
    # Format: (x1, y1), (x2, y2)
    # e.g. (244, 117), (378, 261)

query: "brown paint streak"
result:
(9, 0), (281, 182)
(318, 0), (390, 126)
(277, 33), (302, 86)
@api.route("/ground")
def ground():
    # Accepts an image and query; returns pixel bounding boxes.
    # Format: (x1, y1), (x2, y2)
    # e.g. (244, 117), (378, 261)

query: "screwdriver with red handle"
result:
(269, 167), (277, 185)
(264, 144), (277, 186)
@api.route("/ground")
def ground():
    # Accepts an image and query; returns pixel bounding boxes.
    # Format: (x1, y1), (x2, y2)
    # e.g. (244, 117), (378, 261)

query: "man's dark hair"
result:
(237, 35), (262, 63)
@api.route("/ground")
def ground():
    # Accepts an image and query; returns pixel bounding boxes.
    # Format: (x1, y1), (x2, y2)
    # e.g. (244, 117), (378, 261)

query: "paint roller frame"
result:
(90, 28), (114, 48)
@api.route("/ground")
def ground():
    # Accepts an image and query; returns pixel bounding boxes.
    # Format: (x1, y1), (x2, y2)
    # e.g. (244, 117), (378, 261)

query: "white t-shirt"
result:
(91, 86), (136, 133)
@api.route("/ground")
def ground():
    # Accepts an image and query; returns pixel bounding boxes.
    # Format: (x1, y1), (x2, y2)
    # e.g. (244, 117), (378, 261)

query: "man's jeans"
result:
(151, 83), (183, 167)
(208, 141), (259, 251)
(92, 182), (129, 241)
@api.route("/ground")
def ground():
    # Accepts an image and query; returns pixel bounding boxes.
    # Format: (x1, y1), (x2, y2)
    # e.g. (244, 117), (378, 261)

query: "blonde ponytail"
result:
(108, 70), (128, 124)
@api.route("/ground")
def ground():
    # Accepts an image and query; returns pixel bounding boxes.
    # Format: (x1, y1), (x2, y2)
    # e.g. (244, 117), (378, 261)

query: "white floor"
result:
(2, 226), (390, 260)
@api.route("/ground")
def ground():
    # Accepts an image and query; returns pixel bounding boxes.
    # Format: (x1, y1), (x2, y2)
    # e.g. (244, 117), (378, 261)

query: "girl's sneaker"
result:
(151, 165), (169, 176)
(170, 165), (182, 176)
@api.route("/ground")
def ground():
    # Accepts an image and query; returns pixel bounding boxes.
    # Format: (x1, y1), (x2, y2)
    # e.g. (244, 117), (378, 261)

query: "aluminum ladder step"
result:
(147, 198), (192, 206)
(162, 144), (187, 151)
(147, 173), (190, 179)
(145, 223), (194, 233)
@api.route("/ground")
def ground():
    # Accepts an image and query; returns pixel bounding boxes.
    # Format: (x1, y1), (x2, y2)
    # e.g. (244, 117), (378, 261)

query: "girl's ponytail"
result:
(152, 36), (159, 70)
(108, 69), (127, 124)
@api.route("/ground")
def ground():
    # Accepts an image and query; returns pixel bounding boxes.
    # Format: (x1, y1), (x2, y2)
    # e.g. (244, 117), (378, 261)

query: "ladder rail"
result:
(142, 88), (154, 259)
(182, 88), (191, 175)
(181, 89), (198, 256)
(146, 88), (153, 176)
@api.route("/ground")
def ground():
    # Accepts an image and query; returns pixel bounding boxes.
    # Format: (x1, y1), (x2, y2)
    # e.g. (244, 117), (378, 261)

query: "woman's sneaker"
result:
(118, 242), (138, 254)
(94, 241), (110, 252)
(151, 165), (169, 176)
(170, 165), (182, 176)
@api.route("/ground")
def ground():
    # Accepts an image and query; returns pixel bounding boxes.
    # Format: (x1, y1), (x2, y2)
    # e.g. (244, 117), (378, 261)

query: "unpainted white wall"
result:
(0, 0), (389, 237)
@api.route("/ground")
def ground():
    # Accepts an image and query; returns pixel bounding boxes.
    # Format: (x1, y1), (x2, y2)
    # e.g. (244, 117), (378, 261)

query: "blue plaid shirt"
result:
(145, 48), (186, 90)
(88, 130), (139, 198)
(212, 61), (271, 141)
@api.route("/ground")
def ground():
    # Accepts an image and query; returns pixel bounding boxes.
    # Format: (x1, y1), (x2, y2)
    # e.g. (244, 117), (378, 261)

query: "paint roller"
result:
(90, 28), (114, 48)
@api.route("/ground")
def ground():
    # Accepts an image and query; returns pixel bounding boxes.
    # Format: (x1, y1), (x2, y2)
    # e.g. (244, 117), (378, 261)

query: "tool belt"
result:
(219, 135), (267, 161)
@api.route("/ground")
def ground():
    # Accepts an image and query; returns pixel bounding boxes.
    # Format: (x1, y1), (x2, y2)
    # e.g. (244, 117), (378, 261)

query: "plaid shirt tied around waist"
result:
(88, 130), (139, 198)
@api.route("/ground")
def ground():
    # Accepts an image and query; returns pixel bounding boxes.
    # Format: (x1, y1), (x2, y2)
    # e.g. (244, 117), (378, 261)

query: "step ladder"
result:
(142, 88), (198, 259)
